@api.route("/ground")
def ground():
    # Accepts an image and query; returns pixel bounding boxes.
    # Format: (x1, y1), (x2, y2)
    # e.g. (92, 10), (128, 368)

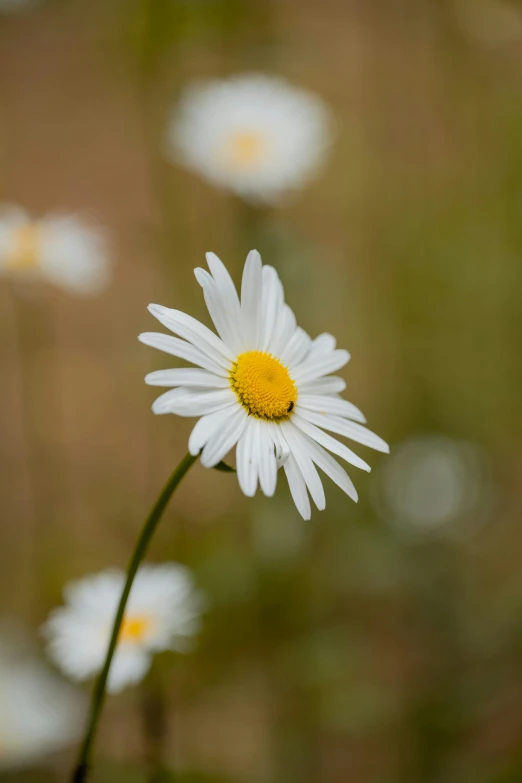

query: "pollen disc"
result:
(230, 350), (297, 420)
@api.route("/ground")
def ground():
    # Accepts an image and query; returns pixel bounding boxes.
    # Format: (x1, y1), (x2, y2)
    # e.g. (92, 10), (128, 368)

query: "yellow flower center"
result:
(5, 222), (41, 270)
(119, 615), (152, 643)
(230, 350), (297, 420)
(224, 130), (266, 169)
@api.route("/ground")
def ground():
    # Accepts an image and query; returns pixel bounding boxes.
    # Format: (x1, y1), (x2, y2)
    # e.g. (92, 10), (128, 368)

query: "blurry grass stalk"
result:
(71, 452), (198, 783)
(140, 669), (171, 782)
(10, 284), (63, 615)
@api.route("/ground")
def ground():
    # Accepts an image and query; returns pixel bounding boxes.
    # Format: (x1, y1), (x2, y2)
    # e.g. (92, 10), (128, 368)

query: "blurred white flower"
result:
(0, 204), (110, 295)
(140, 250), (388, 521)
(167, 74), (334, 204)
(374, 434), (492, 539)
(0, 642), (83, 770)
(42, 563), (205, 693)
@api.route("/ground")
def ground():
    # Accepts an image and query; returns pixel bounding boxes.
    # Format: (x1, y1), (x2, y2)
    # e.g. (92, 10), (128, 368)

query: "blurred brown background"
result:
(1, 1), (522, 781)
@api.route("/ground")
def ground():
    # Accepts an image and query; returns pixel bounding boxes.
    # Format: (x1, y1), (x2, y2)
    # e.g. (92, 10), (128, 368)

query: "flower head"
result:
(42, 563), (204, 693)
(0, 204), (110, 295)
(140, 250), (389, 520)
(167, 74), (333, 204)
(0, 642), (83, 770)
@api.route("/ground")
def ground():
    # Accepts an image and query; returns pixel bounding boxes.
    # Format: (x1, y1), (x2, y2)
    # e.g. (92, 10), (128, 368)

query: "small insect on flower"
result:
(0, 204), (110, 295)
(139, 250), (389, 520)
(42, 564), (205, 693)
(167, 74), (334, 204)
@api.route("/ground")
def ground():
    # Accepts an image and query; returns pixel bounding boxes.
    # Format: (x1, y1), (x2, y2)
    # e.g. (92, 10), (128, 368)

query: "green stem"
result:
(71, 452), (198, 783)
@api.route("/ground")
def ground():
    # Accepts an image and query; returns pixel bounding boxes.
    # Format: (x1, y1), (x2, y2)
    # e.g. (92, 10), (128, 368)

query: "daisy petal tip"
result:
(245, 249), (262, 273)
(205, 251), (221, 268)
(147, 303), (167, 319)
(138, 332), (158, 346)
(200, 453), (220, 469)
(375, 439), (390, 454)
(262, 487), (276, 499)
(193, 267), (206, 286)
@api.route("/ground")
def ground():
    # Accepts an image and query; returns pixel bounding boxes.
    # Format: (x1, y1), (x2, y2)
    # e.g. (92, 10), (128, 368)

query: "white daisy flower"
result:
(42, 563), (204, 694)
(139, 250), (389, 520)
(0, 204), (110, 295)
(167, 74), (334, 204)
(0, 644), (83, 770)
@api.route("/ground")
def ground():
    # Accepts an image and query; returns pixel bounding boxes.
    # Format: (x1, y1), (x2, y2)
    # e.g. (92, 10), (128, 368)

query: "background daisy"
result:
(373, 434), (493, 540)
(42, 563), (205, 693)
(167, 74), (334, 204)
(140, 250), (388, 520)
(0, 640), (83, 770)
(0, 203), (110, 295)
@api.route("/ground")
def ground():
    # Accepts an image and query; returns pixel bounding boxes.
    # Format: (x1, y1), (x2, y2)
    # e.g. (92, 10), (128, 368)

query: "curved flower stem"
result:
(71, 452), (198, 783)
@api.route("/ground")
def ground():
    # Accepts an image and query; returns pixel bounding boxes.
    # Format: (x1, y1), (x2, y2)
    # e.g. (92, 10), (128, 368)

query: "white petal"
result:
(206, 252), (243, 350)
(283, 454), (311, 520)
(152, 388), (236, 416)
(300, 376), (347, 395)
(138, 332), (227, 376)
(299, 412), (389, 453)
(151, 387), (190, 414)
(267, 304), (297, 358)
(280, 327), (312, 369)
(291, 349), (351, 384)
(148, 304), (235, 368)
(107, 648), (151, 693)
(200, 406), (248, 467)
(281, 421), (325, 510)
(297, 395), (366, 424)
(292, 412), (371, 471)
(206, 252), (241, 307)
(308, 332), (336, 357)
(236, 419), (258, 497)
(258, 424), (277, 497)
(194, 268), (242, 355)
(286, 425), (358, 502)
(145, 369), (229, 388)
(259, 266), (284, 352)
(240, 250), (262, 350)
(245, 418), (260, 495)
(188, 406), (240, 455)
(266, 420), (291, 467)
